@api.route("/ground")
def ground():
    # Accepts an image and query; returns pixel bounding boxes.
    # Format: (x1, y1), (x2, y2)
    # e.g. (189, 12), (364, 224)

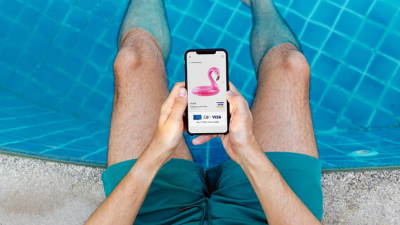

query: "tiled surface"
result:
(0, 0), (399, 169)
(0, 90), (108, 164)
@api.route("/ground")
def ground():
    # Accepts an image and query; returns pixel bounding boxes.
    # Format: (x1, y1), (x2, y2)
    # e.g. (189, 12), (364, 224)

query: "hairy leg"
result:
(208, 45), (320, 224)
(246, 0), (317, 158)
(251, 43), (318, 158)
(119, 0), (170, 59)
(107, 29), (192, 167)
(244, 0), (300, 71)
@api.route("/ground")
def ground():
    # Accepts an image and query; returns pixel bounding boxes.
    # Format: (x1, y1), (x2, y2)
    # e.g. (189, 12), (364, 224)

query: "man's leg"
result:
(247, 0), (316, 157)
(209, 43), (321, 224)
(119, 0), (170, 59)
(248, 0), (322, 219)
(102, 2), (207, 224)
(107, 0), (190, 166)
(251, 43), (318, 157)
(243, 0), (317, 156)
(246, 0), (301, 71)
(107, 28), (192, 167)
(207, 1), (322, 224)
(208, 44), (322, 225)
(104, 31), (205, 225)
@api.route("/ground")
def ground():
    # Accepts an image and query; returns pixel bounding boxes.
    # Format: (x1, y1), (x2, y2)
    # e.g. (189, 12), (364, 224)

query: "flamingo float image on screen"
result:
(191, 67), (220, 96)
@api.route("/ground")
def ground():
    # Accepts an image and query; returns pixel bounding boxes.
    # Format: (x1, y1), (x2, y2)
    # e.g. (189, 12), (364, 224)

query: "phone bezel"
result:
(184, 48), (230, 136)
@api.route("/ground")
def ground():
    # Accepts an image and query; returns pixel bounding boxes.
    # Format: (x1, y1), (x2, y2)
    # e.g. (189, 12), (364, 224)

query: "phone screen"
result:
(185, 49), (229, 134)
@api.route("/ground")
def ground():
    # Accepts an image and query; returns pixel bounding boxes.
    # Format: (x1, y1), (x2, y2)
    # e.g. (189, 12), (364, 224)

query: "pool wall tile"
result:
(0, 0), (399, 170)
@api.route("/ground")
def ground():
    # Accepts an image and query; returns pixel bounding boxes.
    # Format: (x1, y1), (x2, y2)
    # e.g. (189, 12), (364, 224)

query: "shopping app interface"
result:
(187, 51), (228, 133)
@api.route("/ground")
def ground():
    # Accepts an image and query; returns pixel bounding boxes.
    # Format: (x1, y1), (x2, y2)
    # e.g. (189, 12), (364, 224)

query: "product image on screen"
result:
(186, 50), (228, 134)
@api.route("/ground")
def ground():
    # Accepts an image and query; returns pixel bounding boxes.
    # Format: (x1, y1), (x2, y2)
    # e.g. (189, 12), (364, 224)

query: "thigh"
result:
(102, 158), (208, 225)
(251, 43), (318, 158)
(107, 29), (191, 166)
(207, 152), (323, 224)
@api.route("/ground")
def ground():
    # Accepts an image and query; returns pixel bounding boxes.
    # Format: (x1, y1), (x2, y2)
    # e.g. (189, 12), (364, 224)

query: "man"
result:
(85, 0), (323, 224)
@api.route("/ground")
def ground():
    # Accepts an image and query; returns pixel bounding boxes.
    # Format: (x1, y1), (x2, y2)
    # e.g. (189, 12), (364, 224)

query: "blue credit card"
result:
(193, 114), (202, 120)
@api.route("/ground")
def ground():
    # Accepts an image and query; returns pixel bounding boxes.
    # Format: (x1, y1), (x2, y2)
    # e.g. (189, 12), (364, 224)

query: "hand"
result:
(147, 82), (187, 163)
(192, 82), (262, 164)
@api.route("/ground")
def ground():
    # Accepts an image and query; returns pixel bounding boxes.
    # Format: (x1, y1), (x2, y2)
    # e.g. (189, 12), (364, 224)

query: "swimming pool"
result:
(0, 0), (399, 170)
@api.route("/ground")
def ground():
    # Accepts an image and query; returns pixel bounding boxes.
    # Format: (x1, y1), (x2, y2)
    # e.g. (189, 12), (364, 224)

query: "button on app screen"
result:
(187, 51), (227, 133)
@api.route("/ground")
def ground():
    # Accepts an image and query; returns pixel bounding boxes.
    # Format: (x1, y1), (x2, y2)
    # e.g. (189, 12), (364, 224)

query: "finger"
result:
(227, 93), (249, 115)
(167, 87), (188, 122)
(192, 135), (216, 145)
(228, 82), (240, 94)
(226, 82), (246, 111)
(161, 82), (185, 114)
(159, 82), (185, 124)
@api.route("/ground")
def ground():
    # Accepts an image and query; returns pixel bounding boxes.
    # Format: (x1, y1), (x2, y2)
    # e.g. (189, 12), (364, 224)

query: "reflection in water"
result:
(347, 150), (379, 157)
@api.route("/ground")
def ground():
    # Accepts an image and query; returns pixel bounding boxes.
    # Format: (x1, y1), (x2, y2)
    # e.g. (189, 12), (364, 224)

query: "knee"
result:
(114, 29), (160, 75)
(281, 49), (310, 77)
(114, 47), (141, 76)
(114, 31), (147, 73)
(265, 43), (310, 82)
(113, 35), (145, 101)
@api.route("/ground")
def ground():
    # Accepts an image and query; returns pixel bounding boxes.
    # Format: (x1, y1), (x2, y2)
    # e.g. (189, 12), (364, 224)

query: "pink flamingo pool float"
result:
(192, 67), (220, 96)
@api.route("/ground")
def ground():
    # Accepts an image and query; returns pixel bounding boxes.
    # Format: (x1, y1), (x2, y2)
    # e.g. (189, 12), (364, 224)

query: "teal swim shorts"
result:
(102, 152), (323, 224)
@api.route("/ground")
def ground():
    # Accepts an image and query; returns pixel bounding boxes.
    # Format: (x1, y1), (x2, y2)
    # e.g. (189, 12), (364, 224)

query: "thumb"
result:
(227, 90), (248, 115)
(226, 90), (239, 113)
(168, 88), (188, 122)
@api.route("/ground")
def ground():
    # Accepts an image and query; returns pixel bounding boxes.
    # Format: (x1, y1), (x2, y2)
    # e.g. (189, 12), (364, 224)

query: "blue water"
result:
(0, 0), (399, 170)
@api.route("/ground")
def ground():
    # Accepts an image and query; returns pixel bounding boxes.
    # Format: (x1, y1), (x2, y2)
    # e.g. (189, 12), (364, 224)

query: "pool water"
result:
(0, 0), (399, 170)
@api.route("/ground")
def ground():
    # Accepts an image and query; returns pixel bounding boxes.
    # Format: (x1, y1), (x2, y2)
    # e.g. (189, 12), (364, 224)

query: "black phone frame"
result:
(184, 48), (230, 135)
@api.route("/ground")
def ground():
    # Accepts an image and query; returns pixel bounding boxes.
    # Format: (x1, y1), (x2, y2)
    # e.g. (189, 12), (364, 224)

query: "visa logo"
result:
(193, 115), (202, 120)
(212, 115), (221, 119)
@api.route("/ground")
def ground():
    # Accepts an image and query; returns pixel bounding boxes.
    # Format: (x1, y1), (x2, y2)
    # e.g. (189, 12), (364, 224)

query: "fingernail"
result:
(179, 88), (187, 97)
(227, 90), (234, 97)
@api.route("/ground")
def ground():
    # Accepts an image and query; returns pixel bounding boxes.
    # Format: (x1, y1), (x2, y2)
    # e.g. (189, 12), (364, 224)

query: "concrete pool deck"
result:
(0, 153), (399, 225)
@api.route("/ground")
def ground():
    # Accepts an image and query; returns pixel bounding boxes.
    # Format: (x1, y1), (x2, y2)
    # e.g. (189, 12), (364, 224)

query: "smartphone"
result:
(185, 49), (230, 135)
